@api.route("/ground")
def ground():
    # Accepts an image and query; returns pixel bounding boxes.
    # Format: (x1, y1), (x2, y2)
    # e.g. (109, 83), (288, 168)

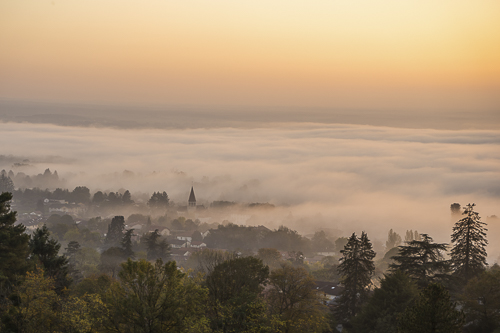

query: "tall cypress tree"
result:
(450, 203), (488, 282)
(335, 231), (376, 324)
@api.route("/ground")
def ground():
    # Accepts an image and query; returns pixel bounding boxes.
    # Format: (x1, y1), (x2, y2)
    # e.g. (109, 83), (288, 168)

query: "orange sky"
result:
(1, 0), (499, 110)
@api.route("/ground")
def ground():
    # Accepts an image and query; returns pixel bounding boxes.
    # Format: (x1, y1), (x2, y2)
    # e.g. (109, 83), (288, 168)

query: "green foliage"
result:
(121, 229), (135, 259)
(0, 192), (30, 286)
(335, 232), (376, 323)
(351, 270), (419, 333)
(99, 247), (125, 278)
(450, 203), (488, 283)
(104, 259), (209, 333)
(461, 269), (500, 333)
(267, 263), (329, 333)
(398, 283), (464, 333)
(104, 216), (125, 248)
(205, 256), (269, 332)
(29, 225), (70, 293)
(390, 234), (450, 287)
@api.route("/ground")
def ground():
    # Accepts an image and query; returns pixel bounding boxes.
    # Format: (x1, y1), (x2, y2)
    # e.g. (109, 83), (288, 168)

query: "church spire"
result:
(188, 186), (196, 207)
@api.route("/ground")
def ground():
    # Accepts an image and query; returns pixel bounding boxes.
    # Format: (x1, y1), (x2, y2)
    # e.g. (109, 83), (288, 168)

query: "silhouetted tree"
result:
(0, 192), (30, 286)
(0, 174), (15, 193)
(390, 234), (449, 287)
(121, 229), (135, 259)
(335, 232), (376, 324)
(29, 225), (70, 292)
(450, 203), (488, 283)
(147, 191), (169, 209)
(104, 216), (125, 248)
(398, 283), (464, 333)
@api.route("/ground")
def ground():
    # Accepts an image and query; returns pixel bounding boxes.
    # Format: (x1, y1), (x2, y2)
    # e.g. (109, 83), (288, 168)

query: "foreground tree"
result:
(450, 203), (488, 283)
(335, 232), (376, 324)
(461, 268), (500, 333)
(204, 256), (270, 332)
(0, 192), (30, 287)
(352, 270), (418, 333)
(390, 234), (449, 287)
(398, 283), (464, 333)
(104, 216), (125, 248)
(267, 263), (329, 333)
(29, 225), (70, 292)
(105, 259), (209, 333)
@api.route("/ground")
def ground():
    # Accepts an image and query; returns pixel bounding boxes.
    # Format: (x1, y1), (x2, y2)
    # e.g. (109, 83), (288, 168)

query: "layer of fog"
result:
(1, 121), (499, 261)
(1, 100), (500, 130)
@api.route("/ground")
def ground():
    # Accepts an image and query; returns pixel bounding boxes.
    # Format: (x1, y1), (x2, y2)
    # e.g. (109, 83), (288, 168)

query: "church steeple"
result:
(188, 186), (196, 207)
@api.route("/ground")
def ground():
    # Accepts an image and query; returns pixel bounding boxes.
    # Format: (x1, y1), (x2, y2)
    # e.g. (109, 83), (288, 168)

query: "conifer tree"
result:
(390, 234), (449, 287)
(121, 229), (135, 259)
(450, 203), (487, 282)
(104, 216), (125, 248)
(335, 231), (376, 324)
(0, 192), (30, 286)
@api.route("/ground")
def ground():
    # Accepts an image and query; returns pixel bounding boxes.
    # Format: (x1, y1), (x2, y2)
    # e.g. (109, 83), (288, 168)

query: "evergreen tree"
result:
(450, 203), (488, 282)
(0, 192), (30, 286)
(145, 229), (161, 261)
(29, 225), (70, 292)
(352, 270), (419, 333)
(121, 229), (135, 259)
(65, 241), (83, 284)
(147, 191), (170, 209)
(104, 216), (125, 248)
(398, 283), (464, 333)
(390, 234), (449, 287)
(335, 231), (376, 324)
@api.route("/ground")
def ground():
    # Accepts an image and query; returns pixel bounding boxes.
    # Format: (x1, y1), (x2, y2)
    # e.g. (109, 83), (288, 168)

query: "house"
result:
(175, 231), (193, 242)
(190, 241), (207, 249)
(314, 281), (343, 305)
(170, 248), (192, 262)
(170, 239), (190, 248)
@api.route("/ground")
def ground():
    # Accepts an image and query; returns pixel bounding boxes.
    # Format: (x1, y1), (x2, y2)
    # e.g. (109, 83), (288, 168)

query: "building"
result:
(187, 186), (196, 213)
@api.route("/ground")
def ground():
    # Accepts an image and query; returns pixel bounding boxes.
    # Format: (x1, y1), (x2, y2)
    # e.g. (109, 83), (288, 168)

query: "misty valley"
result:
(0, 164), (499, 333)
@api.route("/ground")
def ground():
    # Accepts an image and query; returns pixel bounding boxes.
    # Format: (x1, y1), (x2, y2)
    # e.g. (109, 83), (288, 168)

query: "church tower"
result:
(188, 186), (196, 213)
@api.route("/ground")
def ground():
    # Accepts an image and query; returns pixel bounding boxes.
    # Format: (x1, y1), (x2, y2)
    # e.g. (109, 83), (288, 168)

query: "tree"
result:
(461, 268), (500, 333)
(29, 225), (70, 293)
(0, 174), (14, 193)
(257, 248), (282, 270)
(390, 234), (449, 287)
(267, 263), (329, 333)
(147, 191), (170, 209)
(204, 256), (269, 332)
(352, 270), (419, 333)
(121, 229), (135, 259)
(71, 186), (90, 204)
(0, 192), (30, 286)
(121, 190), (133, 205)
(386, 229), (402, 250)
(398, 283), (464, 333)
(311, 230), (334, 252)
(450, 203), (488, 282)
(3, 267), (60, 333)
(99, 247), (125, 278)
(104, 216), (125, 248)
(65, 241), (83, 284)
(404, 230), (421, 243)
(335, 232), (376, 324)
(104, 259), (209, 333)
(145, 229), (161, 261)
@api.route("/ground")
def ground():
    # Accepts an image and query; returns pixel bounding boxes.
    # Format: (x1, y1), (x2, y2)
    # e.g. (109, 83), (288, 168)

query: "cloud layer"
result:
(1, 121), (499, 257)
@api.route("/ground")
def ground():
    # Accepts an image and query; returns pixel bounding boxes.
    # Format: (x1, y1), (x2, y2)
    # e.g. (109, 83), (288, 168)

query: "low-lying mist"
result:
(1, 120), (499, 261)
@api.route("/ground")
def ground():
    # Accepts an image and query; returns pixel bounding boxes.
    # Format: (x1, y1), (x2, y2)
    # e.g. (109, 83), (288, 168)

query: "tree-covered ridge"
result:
(1, 191), (499, 332)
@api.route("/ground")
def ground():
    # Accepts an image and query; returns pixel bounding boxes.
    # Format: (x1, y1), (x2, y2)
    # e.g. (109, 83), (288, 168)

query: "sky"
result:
(1, 0), (500, 110)
(0, 1), (499, 260)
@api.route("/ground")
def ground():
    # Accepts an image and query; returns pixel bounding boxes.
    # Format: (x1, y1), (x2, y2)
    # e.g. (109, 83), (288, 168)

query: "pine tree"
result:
(121, 229), (135, 259)
(450, 203), (488, 282)
(335, 231), (376, 324)
(0, 192), (30, 286)
(390, 234), (449, 287)
(145, 229), (160, 261)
